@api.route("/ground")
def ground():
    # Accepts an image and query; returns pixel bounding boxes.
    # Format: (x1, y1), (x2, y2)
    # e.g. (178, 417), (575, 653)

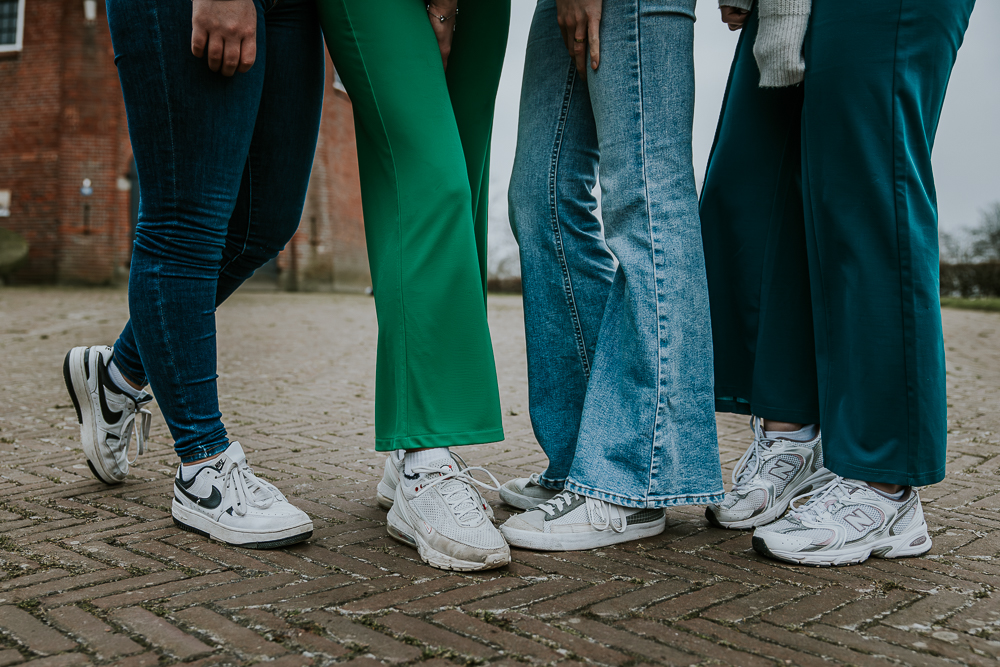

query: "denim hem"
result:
(538, 474), (567, 491)
(375, 427), (505, 452)
(564, 479), (724, 509)
(826, 460), (946, 488)
(179, 441), (231, 464)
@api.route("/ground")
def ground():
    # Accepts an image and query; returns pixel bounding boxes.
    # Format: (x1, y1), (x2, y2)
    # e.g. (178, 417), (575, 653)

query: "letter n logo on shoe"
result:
(844, 508), (876, 532)
(770, 458), (797, 482)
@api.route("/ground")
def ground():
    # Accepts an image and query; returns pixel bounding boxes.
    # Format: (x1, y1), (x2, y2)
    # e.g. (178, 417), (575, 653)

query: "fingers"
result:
(206, 32), (225, 73)
(237, 35), (256, 73)
(221, 36), (241, 76)
(572, 20), (587, 75)
(587, 12), (600, 71)
(191, 25), (208, 58)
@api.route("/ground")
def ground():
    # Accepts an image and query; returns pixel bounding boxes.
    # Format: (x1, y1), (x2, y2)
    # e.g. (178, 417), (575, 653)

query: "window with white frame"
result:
(0, 0), (25, 53)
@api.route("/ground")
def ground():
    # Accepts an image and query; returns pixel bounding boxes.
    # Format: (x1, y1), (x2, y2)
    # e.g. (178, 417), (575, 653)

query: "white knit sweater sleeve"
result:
(754, 0), (811, 87)
(718, 0), (755, 11)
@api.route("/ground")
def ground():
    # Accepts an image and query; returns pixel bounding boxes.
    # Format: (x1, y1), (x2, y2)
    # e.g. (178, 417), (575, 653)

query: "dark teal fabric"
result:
(700, 0), (976, 486)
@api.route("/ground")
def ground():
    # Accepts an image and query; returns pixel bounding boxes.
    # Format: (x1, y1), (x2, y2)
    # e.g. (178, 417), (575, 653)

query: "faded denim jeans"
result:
(508, 0), (723, 508)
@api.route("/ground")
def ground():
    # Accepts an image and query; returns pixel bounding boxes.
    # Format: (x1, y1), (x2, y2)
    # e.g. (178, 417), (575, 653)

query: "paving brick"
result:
(271, 576), (402, 611)
(0, 604), (78, 654)
(0, 650), (22, 667)
(816, 587), (919, 630)
(503, 612), (631, 665)
(880, 590), (972, 630)
(527, 580), (640, 618)
(108, 606), (213, 660)
(380, 611), (499, 659)
(105, 652), (160, 667)
(339, 575), (469, 612)
(400, 576), (530, 613)
(590, 579), (692, 619)
(6, 569), (130, 604)
(216, 574), (352, 609)
(300, 610), (422, 663)
(621, 618), (775, 667)
(643, 580), (749, 620)
(464, 577), (589, 613)
(701, 583), (809, 623)
(433, 609), (562, 663)
(807, 623), (956, 667)
(17, 655), (92, 667)
(677, 618), (831, 667)
(166, 572), (301, 609)
(39, 570), (185, 606)
(92, 571), (242, 609)
(47, 605), (144, 659)
(760, 584), (859, 627)
(174, 606), (287, 659)
(234, 609), (348, 657)
(556, 617), (694, 664)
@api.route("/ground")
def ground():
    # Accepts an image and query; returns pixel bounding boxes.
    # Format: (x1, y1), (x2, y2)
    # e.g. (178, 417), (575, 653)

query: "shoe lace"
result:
(411, 464), (501, 527)
(221, 457), (278, 517)
(122, 400), (152, 466)
(787, 475), (857, 524)
(536, 491), (628, 534)
(732, 416), (773, 489)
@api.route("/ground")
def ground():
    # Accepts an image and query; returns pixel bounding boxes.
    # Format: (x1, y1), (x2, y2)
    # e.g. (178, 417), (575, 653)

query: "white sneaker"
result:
(172, 442), (313, 549)
(386, 460), (509, 571)
(376, 450), (494, 519)
(499, 473), (560, 510)
(706, 418), (835, 529)
(500, 491), (666, 551)
(753, 476), (932, 566)
(63, 345), (153, 485)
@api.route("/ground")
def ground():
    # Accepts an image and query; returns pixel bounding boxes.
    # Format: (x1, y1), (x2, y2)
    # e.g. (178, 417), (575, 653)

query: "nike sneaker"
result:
(500, 491), (665, 551)
(172, 442), (313, 549)
(386, 459), (509, 571)
(63, 345), (153, 485)
(753, 476), (932, 566)
(377, 450), (495, 520)
(499, 473), (560, 510)
(706, 418), (835, 529)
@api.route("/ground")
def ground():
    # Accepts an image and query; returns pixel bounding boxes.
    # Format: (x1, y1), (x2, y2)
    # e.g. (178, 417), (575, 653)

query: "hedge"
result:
(939, 262), (1000, 298)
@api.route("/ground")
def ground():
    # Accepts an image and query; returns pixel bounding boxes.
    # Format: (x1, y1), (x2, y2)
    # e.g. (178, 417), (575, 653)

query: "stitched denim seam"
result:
(565, 478), (724, 508)
(549, 62), (592, 379)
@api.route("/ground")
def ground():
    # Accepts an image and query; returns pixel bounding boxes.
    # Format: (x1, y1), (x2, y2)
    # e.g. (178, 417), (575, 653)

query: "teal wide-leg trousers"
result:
(700, 0), (975, 486)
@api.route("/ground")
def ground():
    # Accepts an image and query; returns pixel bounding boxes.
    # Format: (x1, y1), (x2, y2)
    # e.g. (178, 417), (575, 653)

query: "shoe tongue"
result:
(222, 442), (247, 466)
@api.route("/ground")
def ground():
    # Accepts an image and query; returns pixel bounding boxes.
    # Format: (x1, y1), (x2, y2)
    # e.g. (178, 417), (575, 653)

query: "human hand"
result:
(720, 6), (749, 31)
(427, 0), (458, 71)
(191, 0), (257, 76)
(556, 0), (602, 76)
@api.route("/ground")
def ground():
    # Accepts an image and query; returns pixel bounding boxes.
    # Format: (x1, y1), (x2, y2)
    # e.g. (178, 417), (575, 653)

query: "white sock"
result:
(872, 485), (906, 500)
(403, 448), (452, 476)
(180, 454), (222, 481)
(108, 360), (145, 399)
(765, 424), (819, 443)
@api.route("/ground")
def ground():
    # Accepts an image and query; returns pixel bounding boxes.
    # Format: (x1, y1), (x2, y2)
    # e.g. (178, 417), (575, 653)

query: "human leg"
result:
(506, 0), (613, 495)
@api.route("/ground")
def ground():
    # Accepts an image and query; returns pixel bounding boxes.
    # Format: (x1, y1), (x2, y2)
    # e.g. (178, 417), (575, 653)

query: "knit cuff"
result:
(719, 0), (755, 10)
(753, 9), (809, 88)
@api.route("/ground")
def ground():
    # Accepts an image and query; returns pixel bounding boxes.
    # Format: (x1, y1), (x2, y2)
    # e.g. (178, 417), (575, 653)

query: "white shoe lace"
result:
(731, 416), (773, 489)
(411, 464), (501, 527)
(787, 475), (857, 524)
(536, 491), (628, 534)
(221, 458), (278, 517)
(122, 401), (152, 466)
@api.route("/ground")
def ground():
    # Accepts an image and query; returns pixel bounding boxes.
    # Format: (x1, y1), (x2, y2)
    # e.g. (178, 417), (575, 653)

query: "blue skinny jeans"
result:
(106, 0), (325, 462)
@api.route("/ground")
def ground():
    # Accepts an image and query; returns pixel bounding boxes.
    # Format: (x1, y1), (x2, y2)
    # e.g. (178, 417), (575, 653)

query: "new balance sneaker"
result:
(376, 450), (494, 519)
(386, 460), (509, 571)
(499, 473), (560, 510)
(172, 442), (313, 549)
(63, 345), (153, 485)
(706, 418), (835, 529)
(752, 476), (932, 566)
(500, 491), (666, 551)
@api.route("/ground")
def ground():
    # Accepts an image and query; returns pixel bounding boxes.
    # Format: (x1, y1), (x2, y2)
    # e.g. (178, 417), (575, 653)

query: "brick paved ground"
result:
(1, 287), (998, 667)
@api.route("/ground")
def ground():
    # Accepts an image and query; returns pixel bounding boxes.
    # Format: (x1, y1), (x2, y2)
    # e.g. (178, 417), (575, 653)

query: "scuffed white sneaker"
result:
(172, 442), (313, 549)
(500, 491), (666, 551)
(386, 460), (509, 571)
(706, 418), (835, 529)
(376, 450), (494, 520)
(753, 476), (932, 566)
(499, 473), (560, 510)
(63, 345), (152, 485)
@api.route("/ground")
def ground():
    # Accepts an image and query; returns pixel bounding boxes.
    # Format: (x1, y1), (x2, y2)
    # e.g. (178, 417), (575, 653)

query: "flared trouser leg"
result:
(701, 0), (975, 486)
(316, 0), (509, 451)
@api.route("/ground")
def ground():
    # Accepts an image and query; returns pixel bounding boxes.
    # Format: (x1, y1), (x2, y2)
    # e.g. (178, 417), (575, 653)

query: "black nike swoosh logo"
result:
(174, 479), (223, 509)
(96, 358), (123, 424)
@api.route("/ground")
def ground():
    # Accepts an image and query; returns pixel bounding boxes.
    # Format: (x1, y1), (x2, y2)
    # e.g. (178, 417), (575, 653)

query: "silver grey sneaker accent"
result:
(376, 450), (494, 520)
(706, 417), (835, 529)
(500, 490), (665, 551)
(752, 476), (932, 566)
(499, 473), (560, 510)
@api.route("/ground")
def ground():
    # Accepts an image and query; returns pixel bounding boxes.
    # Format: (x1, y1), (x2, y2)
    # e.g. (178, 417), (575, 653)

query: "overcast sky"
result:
(487, 1), (1000, 271)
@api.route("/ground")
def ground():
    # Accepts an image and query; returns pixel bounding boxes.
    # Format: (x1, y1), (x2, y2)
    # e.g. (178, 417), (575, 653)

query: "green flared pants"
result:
(317, 0), (510, 451)
(700, 0), (975, 486)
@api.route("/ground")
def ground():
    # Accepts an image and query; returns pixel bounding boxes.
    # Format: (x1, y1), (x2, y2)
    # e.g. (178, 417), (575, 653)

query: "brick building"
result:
(0, 0), (369, 290)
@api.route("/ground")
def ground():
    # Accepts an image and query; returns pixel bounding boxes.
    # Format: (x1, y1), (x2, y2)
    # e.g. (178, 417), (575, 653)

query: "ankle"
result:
(868, 481), (904, 495)
(762, 420), (805, 432)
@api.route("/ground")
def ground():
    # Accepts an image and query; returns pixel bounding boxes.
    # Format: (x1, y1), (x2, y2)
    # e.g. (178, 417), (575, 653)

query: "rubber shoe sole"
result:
(171, 501), (313, 550)
(385, 500), (509, 571)
(752, 522), (933, 567)
(705, 468), (837, 530)
(501, 514), (666, 551)
(63, 347), (120, 485)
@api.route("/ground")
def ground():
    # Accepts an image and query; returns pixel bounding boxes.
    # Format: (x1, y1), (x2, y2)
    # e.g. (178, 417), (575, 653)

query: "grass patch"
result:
(941, 297), (1000, 312)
